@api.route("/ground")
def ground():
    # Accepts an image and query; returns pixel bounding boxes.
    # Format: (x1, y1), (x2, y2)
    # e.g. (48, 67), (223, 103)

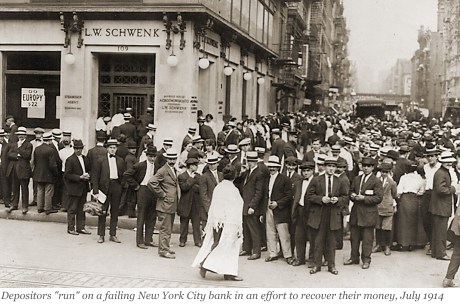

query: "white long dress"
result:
(191, 180), (243, 276)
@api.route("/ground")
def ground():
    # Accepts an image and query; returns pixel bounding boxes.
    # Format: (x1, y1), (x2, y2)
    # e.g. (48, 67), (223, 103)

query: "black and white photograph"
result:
(0, 0), (458, 303)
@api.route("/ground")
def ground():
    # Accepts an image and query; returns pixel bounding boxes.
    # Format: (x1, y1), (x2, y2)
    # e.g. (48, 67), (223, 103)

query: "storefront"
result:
(0, 15), (272, 149)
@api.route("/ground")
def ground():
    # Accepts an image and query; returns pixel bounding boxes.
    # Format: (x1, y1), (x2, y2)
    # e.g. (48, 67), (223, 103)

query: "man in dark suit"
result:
(345, 157), (383, 269)
(124, 146), (158, 249)
(302, 137), (321, 163)
(1, 129), (10, 208)
(430, 151), (457, 260)
(64, 140), (91, 235)
(307, 157), (349, 275)
(87, 135), (107, 177)
(181, 127), (196, 153)
(33, 132), (59, 215)
(148, 148), (180, 259)
(138, 123), (156, 158)
(118, 113), (137, 143)
(199, 153), (223, 229)
(5, 115), (17, 143)
(5, 127), (32, 214)
(270, 129), (286, 161)
(154, 138), (173, 170)
(239, 151), (266, 260)
(178, 158), (202, 247)
(91, 139), (127, 243)
(263, 155), (294, 264)
(217, 144), (242, 177)
(137, 107), (154, 139)
(198, 116), (216, 147)
(292, 161), (315, 266)
(224, 121), (242, 146)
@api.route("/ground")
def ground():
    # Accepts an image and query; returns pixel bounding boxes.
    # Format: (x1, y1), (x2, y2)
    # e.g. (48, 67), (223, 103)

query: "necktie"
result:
(109, 154), (116, 158)
(214, 172), (219, 183)
(328, 175), (332, 197)
(359, 175), (366, 194)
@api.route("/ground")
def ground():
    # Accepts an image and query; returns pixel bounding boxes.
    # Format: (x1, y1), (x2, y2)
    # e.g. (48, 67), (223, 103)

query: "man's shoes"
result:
(362, 262), (370, 269)
(45, 209), (58, 215)
(109, 236), (121, 243)
(37, 209), (44, 213)
(29, 201), (37, 207)
(391, 244), (403, 251)
(137, 244), (148, 249)
(292, 260), (305, 267)
(195, 243), (202, 247)
(426, 249), (432, 256)
(6, 207), (17, 213)
(160, 252), (176, 259)
(247, 254), (261, 260)
(224, 275), (243, 281)
(145, 242), (158, 247)
(97, 236), (105, 243)
(67, 230), (79, 235)
(77, 229), (91, 235)
(309, 267), (321, 274)
(447, 243), (454, 250)
(22, 208), (28, 215)
(239, 250), (250, 256)
(384, 246), (391, 256)
(128, 215), (136, 218)
(328, 267), (339, 275)
(437, 255), (451, 261)
(179, 242), (186, 247)
(344, 259), (359, 265)
(372, 245), (382, 253)
(322, 260), (328, 266)
(265, 256), (278, 262)
(286, 257), (295, 265)
(261, 246), (267, 252)
(168, 249), (176, 255)
(442, 278), (457, 288)
(307, 262), (315, 268)
(199, 267), (207, 278)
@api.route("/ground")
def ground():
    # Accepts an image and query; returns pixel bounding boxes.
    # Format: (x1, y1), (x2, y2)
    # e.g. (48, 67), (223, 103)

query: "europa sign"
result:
(21, 88), (45, 108)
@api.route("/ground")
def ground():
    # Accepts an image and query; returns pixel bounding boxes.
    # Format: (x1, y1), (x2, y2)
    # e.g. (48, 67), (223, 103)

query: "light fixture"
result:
(64, 52), (76, 65)
(224, 66), (233, 76)
(163, 12), (187, 50)
(243, 72), (252, 81)
(257, 77), (265, 85)
(198, 57), (210, 69)
(167, 53), (178, 67)
(60, 11), (84, 49)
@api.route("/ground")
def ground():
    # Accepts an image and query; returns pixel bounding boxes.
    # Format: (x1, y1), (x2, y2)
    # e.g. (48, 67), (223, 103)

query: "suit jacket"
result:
(33, 143), (58, 183)
(64, 153), (90, 197)
(177, 170), (201, 218)
(87, 145), (107, 175)
(271, 138), (286, 161)
(119, 122), (137, 142)
(224, 129), (242, 146)
(292, 177), (313, 224)
(148, 163), (179, 214)
(241, 166), (266, 216)
(6, 140), (32, 179)
(0, 140), (8, 174)
(430, 166), (455, 217)
(349, 173), (383, 227)
(199, 124), (216, 146)
(91, 154), (126, 195)
(8, 124), (18, 143)
(268, 173), (293, 224)
(154, 148), (167, 171)
(377, 175), (397, 216)
(302, 150), (316, 163)
(283, 141), (298, 159)
(306, 174), (349, 230)
(199, 169), (223, 213)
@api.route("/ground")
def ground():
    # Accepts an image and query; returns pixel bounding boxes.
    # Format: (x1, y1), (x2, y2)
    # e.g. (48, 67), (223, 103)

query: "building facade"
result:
(0, 0), (286, 148)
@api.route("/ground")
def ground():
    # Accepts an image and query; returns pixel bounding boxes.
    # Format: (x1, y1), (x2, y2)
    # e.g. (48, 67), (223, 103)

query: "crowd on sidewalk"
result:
(3, 108), (460, 286)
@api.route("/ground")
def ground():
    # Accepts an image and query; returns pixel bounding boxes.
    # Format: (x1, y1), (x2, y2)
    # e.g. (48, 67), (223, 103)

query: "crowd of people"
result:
(3, 108), (460, 286)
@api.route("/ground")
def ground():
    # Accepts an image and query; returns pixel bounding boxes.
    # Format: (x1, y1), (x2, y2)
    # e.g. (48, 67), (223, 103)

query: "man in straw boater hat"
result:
(307, 156), (349, 275)
(218, 144), (242, 176)
(92, 138), (127, 244)
(154, 137), (174, 170)
(64, 139), (91, 236)
(6, 127), (32, 215)
(138, 123), (156, 158)
(430, 151), (458, 261)
(181, 126), (196, 153)
(345, 157), (383, 270)
(124, 146), (159, 249)
(198, 153), (223, 229)
(148, 148), (180, 259)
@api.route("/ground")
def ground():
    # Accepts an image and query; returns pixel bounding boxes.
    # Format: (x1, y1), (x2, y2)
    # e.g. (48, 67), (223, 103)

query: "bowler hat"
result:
(185, 158), (199, 165)
(73, 140), (84, 149)
(145, 146), (157, 156)
(361, 157), (376, 166)
(299, 161), (315, 170)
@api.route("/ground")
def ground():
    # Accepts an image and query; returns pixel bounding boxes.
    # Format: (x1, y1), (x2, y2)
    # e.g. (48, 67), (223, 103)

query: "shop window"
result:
(4, 51), (60, 128)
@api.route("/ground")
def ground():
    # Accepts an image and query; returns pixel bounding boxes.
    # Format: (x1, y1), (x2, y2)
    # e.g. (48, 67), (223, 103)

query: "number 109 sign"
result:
(21, 88), (45, 108)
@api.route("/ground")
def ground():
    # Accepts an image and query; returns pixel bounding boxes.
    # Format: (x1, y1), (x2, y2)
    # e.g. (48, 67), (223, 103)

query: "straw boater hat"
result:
(266, 155), (281, 168)
(15, 127), (27, 136)
(324, 156), (337, 166)
(106, 139), (119, 147)
(206, 153), (219, 164)
(188, 126), (196, 134)
(438, 151), (456, 163)
(238, 138), (251, 146)
(224, 144), (240, 154)
(34, 127), (45, 134)
(314, 154), (327, 165)
(146, 124), (156, 131)
(163, 138), (173, 146)
(43, 132), (53, 141)
(163, 148), (178, 159)
(246, 151), (258, 162)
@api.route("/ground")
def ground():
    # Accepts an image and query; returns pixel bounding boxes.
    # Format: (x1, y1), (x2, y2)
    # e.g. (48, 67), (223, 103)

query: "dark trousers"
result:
(157, 211), (175, 254)
(136, 186), (157, 245)
(309, 206), (337, 269)
(61, 180), (69, 210)
(52, 171), (63, 208)
(375, 228), (392, 247)
(242, 214), (261, 255)
(432, 215), (449, 258)
(11, 174), (29, 209)
(179, 204), (202, 245)
(1, 166), (10, 206)
(350, 225), (374, 264)
(97, 180), (121, 237)
(67, 193), (86, 231)
(421, 190), (433, 244)
(295, 206), (308, 263)
(446, 235), (460, 279)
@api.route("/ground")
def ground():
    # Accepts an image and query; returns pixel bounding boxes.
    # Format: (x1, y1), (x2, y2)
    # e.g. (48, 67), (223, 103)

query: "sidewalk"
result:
(0, 205), (183, 233)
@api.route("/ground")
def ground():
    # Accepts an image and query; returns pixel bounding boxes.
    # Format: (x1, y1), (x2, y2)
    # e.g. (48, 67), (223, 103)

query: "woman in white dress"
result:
(191, 164), (244, 281)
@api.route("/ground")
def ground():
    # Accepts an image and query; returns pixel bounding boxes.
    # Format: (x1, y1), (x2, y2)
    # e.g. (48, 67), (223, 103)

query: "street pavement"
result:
(0, 218), (454, 288)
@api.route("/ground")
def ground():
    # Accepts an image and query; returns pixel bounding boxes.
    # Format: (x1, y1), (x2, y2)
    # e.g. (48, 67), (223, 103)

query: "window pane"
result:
(264, 9), (269, 44)
(7, 52), (61, 71)
(249, 0), (258, 37)
(268, 12), (273, 45)
(241, 0), (250, 32)
(232, 0), (241, 26)
(257, 1), (264, 42)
